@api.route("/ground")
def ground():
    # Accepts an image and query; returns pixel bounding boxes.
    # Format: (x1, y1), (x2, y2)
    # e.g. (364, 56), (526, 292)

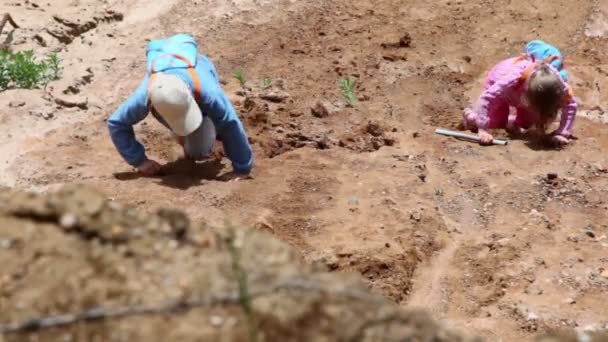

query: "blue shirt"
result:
(107, 54), (253, 174)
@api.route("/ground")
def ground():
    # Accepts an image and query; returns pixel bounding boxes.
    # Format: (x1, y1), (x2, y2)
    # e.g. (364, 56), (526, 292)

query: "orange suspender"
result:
(147, 53), (202, 104)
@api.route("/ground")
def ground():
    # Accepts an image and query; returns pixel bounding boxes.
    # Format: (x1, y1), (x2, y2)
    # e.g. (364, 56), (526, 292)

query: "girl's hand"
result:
(478, 130), (494, 145)
(550, 134), (570, 146)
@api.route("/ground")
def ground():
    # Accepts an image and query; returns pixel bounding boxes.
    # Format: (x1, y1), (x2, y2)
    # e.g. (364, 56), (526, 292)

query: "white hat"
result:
(148, 73), (202, 136)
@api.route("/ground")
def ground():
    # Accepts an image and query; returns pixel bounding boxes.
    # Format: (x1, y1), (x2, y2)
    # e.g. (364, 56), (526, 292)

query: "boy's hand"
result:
(550, 134), (570, 146)
(137, 159), (162, 176)
(478, 130), (494, 145)
(220, 171), (252, 182)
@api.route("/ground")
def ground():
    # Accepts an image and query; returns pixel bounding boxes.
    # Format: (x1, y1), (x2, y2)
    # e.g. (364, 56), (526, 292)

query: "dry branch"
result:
(0, 278), (383, 335)
(0, 13), (19, 34)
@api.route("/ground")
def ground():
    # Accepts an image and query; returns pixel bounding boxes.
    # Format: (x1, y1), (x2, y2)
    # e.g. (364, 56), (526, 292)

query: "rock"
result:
(410, 211), (422, 222)
(585, 229), (596, 238)
(527, 311), (540, 321)
(564, 298), (576, 305)
(8, 101), (25, 108)
(547, 173), (558, 180)
(525, 284), (543, 295)
(312, 101), (330, 118)
(600, 270), (608, 279)
(348, 197), (360, 206)
(0, 187), (484, 341)
(319, 254), (340, 270)
(594, 163), (608, 173)
(399, 33), (412, 47)
(54, 94), (88, 109)
(59, 213), (78, 229)
(0, 239), (13, 249)
(209, 316), (224, 327)
(260, 90), (290, 103)
(412, 131), (420, 138)
(254, 218), (274, 234)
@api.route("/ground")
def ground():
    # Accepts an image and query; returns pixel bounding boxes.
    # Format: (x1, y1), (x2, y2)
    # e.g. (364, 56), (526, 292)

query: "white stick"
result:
(434, 128), (508, 146)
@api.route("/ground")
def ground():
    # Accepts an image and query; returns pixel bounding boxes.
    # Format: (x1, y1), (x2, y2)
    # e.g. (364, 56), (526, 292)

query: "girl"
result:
(462, 54), (577, 146)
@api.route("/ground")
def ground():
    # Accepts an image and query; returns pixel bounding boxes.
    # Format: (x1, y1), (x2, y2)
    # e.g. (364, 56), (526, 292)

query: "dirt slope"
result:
(2, 0), (608, 340)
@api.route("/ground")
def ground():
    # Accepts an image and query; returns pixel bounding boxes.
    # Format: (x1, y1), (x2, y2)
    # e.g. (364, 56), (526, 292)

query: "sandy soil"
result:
(1, 0), (608, 340)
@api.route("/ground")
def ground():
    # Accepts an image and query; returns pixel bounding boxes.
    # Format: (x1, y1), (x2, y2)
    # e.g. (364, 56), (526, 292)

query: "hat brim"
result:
(160, 92), (202, 137)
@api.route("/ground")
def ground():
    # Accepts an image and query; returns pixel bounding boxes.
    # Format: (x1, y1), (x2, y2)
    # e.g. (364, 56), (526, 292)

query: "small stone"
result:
(385, 242), (391, 248)
(565, 298), (576, 305)
(111, 225), (124, 238)
(594, 163), (607, 173)
(260, 91), (290, 103)
(399, 33), (412, 47)
(321, 254), (340, 270)
(410, 211), (422, 222)
(585, 230), (596, 238)
(311, 101), (330, 118)
(382, 198), (397, 206)
(54, 94), (88, 109)
(0, 239), (13, 249)
(600, 270), (608, 279)
(59, 214), (78, 229)
(9, 101), (25, 108)
(412, 131), (420, 138)
(547, 173), (558, 180)
(525, 285), (543, 295)
(527, 312), (539, 321)
(418, 174), (427, 182)
(348, 197), (359, 206)
(210, 316), (224, 327)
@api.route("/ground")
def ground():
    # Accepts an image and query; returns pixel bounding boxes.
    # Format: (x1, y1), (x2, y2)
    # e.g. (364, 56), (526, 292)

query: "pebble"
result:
(9, 101), (25, 108)
(525, 285), (543, 295)
(260, 91), (290, 103)
(311, 101), (331, 118)
(547, 173), (558, 180)
(210, 315), (224, 327)
(0, 239), (13, 249)
(565, 298), (576, 305)
(526, 312), (540, 321)
(54, 94), (88, 109)
(410, 211), (422, 222)
(585, 229), (596, 238)
(348, 197), (359, 206)
(59, 214), (78, 229)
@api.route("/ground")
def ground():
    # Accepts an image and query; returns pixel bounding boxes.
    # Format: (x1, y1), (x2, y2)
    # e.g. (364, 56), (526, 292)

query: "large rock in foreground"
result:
(0, 185), (476, 341)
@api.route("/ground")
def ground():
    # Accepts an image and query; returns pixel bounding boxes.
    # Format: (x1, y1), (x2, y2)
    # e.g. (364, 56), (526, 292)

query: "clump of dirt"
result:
(339, 120), (397, 152)
(0, 185), (478, 342)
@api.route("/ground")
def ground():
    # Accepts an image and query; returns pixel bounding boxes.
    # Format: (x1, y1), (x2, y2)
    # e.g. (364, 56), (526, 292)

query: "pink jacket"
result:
(473, 57), (577, 136)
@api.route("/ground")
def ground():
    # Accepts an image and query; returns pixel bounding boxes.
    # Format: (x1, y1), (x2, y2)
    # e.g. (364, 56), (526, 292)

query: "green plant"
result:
(262, 77), (272, 88)
(233, 69), (246, 88)
(0, 49), (62, 91)
(46, 52), (62, 81)
(340, 77), (357, 106)
(435, 187), (444, 196)
(225, 229), (258, 342)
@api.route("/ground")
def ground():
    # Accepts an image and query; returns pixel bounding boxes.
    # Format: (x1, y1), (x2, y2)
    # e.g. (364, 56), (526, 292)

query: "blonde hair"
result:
(526, 64), (564, 133)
